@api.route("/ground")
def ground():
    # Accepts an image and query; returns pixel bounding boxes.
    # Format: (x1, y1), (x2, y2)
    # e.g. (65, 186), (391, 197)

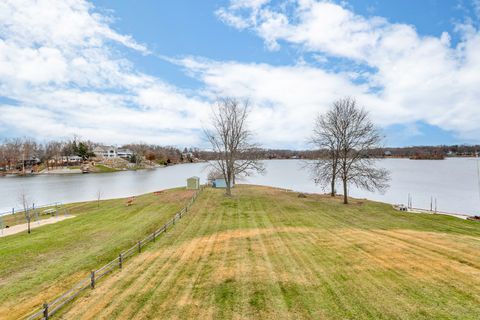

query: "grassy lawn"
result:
(46, 185), (480, 319)
(0, 188), (195, 319)
(94, 164), (121, 173)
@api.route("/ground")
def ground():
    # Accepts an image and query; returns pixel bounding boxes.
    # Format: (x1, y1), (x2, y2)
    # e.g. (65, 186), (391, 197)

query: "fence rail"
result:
(26, 188), (202, 320)
(0, 202), (63, 217)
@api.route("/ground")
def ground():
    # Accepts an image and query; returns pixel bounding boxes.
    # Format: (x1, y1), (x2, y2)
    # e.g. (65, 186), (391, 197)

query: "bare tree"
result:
(96, 188), (102, 208)
(204, 97), (264, 196)
(310, 98), (390, 204)
(335, 98), (390, 204)
(308, 109), (342, 197)
(18, 189), (33, 234)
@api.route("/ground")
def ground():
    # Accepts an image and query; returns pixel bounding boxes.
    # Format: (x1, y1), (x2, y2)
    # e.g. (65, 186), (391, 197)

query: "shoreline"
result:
(2, 184), (476, 222)
(0, 160), (209, 177)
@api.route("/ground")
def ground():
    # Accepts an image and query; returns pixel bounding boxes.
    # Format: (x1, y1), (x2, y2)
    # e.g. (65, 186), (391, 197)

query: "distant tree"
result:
(76, 142), (93, 160)
(145, 150), (156, 161)
(204, 97), (264, 196)
(21, 138), (37, 174)
(129, 154), (137, 164)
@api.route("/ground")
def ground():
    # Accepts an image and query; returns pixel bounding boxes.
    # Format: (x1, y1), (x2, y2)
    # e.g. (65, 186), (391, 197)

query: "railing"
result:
(0, 202), (62, 217)
(26, 188), (202, 320)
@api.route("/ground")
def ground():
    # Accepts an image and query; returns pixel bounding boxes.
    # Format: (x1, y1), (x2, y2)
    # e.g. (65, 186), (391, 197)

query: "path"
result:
(0, 215), (75, 237)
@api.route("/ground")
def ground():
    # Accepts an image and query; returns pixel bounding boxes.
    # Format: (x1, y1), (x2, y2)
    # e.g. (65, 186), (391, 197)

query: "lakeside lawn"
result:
(93, 164), (121, 173)
(0, 189), (195, 319)
(50, 187), (480, 318)
(1, 186), (479, 319)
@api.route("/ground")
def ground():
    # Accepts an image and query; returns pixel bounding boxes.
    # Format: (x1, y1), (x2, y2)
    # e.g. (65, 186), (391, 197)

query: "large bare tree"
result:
(310, 98), (390, 204)
(205, 97), (264, 196)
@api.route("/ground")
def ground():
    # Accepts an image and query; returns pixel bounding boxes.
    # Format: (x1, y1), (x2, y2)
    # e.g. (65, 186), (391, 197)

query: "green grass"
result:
(0, 188), (196, 318)
(54, 186), (479, 320)
(94, 164), (120, 173)
(2, 186), (480, 319)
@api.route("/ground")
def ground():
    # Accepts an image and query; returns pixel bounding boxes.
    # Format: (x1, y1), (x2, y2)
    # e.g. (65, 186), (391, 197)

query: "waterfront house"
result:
(93, 146), (133, 159)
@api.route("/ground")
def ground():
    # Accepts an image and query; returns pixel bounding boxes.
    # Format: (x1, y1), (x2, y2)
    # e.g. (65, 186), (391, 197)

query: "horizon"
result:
(1, 1), (480, 148)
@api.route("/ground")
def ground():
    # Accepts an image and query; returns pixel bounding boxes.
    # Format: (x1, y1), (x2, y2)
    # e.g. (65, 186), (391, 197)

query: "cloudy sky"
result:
(0, 0), (479, 148)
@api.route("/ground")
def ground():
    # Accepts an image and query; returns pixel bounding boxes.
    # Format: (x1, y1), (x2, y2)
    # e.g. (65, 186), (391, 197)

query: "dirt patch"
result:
(155, 189), (196, 204)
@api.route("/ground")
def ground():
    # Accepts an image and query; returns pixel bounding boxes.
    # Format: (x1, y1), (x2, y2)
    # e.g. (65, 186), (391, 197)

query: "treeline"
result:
(247, 145), (480, 160)
(197, 149), (318, 160)
(0, 137), (198, 173)
(368, 145), (480, 157)
(1, 137), (478, 173)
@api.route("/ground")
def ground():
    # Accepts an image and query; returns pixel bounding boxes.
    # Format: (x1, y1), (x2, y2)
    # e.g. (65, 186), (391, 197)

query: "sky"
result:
(0, 0), (480, 149)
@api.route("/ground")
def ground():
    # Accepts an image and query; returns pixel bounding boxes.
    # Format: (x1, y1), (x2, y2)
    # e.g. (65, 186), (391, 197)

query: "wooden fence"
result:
(26, 188), (202, 320)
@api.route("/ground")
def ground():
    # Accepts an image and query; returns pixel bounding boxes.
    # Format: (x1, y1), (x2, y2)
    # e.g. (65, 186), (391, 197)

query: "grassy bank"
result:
(93, 164), (121, 173)
(52, 186), (480, 319)
(2, 186), (480, 319)
(0, 189), (195, 319)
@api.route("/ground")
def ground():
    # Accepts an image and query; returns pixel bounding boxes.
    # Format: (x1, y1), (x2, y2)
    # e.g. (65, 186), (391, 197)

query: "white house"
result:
(117, 148), (133, 159)
(93, 146), (133, 159)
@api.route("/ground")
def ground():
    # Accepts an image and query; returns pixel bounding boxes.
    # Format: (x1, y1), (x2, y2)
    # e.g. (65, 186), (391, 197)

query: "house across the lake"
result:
(93, 146), (133, 159)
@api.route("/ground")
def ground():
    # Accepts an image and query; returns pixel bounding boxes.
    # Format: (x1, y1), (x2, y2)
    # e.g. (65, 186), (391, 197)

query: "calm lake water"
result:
(0, 159), (479, 216)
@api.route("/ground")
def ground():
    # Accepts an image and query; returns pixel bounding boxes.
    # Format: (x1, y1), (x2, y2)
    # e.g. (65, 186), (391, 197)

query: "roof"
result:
(93, 145), (116, 152)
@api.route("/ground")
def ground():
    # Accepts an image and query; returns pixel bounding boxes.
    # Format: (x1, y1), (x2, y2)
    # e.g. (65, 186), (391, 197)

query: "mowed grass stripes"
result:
(0, 189), (196, 319)
(54, 186), (480, 319)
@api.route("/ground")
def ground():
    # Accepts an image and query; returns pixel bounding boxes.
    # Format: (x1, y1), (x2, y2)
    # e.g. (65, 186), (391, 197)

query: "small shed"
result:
(212, 178), (231, 189)
(186, 176), (200, 190)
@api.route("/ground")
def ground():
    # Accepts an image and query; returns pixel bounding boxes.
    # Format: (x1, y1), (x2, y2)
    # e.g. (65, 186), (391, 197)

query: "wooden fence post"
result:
(119, 253), (123, 269)
(90, 271), (95, 289)
(43, 303), (49, 320)
(138, 241), (141, 253)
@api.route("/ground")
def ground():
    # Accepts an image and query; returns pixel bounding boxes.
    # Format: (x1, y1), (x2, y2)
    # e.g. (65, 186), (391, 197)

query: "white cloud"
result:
(2, 0), (480, 149)
(177, 57), (391, 147)
(0, 0), (209, 146)
(205, 0), (480, 144)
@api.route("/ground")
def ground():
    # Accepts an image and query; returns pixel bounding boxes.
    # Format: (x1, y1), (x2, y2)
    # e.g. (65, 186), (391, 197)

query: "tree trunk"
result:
(330, 165), (336, 197)
(343, 178), (348, 204)
(27, 218), (31, 234)
(225, 180), (231, 196)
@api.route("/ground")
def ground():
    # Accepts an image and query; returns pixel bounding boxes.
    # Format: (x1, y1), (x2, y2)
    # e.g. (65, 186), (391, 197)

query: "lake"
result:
(0, 158), (479, 216)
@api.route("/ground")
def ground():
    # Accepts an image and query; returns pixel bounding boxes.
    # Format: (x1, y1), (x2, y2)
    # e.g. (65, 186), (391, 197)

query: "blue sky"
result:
(1, 0), (480, 148)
